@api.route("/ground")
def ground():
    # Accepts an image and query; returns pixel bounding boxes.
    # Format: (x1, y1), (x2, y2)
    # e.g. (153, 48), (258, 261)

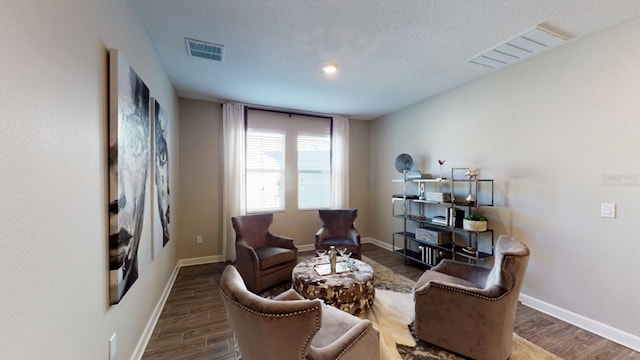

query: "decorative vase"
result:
(465, 192), (475, 203)
(328, 246), (337, 273)
(463, 219), (487, 232)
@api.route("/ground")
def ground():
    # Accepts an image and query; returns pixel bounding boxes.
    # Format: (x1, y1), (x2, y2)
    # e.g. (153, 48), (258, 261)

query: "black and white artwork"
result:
(152, 98), (170, 257)
(108, 49), (153, 304)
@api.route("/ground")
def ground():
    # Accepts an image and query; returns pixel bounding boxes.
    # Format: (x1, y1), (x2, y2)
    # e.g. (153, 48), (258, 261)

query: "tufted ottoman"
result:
(292, 256), (375, 316)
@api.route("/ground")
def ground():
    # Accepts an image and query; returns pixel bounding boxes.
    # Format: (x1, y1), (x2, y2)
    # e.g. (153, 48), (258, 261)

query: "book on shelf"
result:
(447, 208), (465, 228)
(432, 215), (447, 225)
(392, 194), (419, 199)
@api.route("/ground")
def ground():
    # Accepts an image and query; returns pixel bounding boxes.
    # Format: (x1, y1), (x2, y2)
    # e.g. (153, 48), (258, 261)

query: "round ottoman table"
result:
(292, 256), (375, 316)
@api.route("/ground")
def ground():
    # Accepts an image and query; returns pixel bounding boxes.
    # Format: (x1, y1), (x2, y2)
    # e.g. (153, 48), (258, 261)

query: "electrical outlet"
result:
(196, 235), (203, 244)
(109, 333), (117, 359)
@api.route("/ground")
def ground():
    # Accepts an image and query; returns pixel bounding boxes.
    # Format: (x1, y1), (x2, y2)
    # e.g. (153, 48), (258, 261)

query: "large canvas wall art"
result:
(108, 49), (153, 304)
(152, 98), (170, 258)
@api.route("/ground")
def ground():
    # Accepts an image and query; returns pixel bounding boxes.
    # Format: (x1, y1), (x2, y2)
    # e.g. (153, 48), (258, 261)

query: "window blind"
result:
(246, 108), (330, 213)
(246, 130), (285, 212)
(298, 134), (330, 209)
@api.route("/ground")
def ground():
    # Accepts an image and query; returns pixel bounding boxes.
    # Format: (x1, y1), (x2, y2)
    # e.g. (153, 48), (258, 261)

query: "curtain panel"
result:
(331, 115), (350, 209)
(222, 103), (246, 261)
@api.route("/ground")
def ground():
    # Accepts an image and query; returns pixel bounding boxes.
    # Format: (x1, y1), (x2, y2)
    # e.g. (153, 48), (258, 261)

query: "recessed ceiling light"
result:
(322, 64), (339, 74)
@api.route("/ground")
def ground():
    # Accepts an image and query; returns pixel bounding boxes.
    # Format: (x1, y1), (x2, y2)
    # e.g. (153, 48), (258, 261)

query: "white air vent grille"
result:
(185, 38), (224, 61)
(468, 25), (566, 69)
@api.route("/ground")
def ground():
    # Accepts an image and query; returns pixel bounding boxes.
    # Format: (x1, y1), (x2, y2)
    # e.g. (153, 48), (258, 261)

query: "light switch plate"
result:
(601, 203), (616, 218)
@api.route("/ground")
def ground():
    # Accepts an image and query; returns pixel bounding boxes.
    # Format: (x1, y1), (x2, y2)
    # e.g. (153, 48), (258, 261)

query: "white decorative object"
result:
(465, 193), (476, 203)
(465, 168), (480, 179)
(465, 168), (480, 204)
(463, 219), (487, 232)
(437, 159), (447, 179)
(425, 191), (451, 202)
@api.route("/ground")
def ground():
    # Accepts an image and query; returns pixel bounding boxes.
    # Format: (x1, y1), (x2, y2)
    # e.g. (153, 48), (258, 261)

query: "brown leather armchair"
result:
(220, 265), (380, 360)
(413, 235), (530, 360)
(315, 209), (362, 259)
(231, 213), (297, 293)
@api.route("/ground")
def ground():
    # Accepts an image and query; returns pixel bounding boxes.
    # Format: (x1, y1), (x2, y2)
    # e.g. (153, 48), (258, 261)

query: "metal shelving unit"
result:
(392, 168), (495, 267)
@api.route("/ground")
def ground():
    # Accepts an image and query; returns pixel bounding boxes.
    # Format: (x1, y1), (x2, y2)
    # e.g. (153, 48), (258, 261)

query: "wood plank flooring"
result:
(142, 243), (640, 359)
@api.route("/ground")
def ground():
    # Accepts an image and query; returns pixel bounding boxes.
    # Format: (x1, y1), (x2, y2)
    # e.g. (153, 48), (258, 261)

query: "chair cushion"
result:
(414, 269), (480, 291)
(318, 238), (358, 247)
(256, 247), (296, 270)
(311, 304), (363, 348)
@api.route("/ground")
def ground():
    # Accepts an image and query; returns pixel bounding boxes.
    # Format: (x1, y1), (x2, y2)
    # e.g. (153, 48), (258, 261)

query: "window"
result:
(245, 130), (285, 212)
(246, 109), (330, 213)
(298, 134), (331, 209)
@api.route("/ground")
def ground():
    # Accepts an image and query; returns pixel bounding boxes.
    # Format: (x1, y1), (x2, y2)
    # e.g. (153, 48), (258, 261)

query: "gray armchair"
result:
(231, 213), (297, 293)
(413, 235), (530, 360)
(220, 265), (380, 360)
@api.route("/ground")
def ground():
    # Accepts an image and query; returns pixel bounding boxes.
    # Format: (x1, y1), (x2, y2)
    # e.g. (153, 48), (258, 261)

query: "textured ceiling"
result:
(131, 0), (640, 119)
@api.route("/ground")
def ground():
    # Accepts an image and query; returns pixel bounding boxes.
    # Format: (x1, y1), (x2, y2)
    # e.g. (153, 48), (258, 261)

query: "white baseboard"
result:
(520, 294), (640, 351)
(297, 243), (315, 252)
(131, 264), (181, 360)
(178, 255), (224, 267)
(362, 236), (394, 251)
(131, 256), (224, 360)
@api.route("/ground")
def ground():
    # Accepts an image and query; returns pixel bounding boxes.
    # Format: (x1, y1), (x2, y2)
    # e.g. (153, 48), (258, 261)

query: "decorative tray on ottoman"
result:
(313, 261), (358, 276)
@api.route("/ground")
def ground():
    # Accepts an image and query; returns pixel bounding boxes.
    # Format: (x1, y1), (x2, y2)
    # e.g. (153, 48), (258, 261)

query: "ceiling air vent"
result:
(185, 38), (224, 61)
(468, 25), (567, 69)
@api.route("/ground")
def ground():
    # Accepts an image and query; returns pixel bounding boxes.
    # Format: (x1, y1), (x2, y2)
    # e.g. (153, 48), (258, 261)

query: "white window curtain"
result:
(330, 115), (349, 209)
(222, 103), (246, 262)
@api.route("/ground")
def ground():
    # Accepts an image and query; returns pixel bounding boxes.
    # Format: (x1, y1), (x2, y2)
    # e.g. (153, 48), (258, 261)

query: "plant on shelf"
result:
(463, 214), (487, 232)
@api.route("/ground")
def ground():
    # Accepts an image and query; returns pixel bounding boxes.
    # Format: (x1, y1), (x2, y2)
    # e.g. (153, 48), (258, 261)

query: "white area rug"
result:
(365, 289), (561, 360)
(364, 289), (416, 360)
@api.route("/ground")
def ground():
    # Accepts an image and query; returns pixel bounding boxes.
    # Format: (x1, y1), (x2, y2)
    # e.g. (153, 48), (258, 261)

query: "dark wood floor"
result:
(142, 243), (640, 359)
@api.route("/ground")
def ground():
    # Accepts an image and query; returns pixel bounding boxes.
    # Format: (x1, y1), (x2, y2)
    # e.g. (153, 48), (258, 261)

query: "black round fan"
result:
(394, 153), (414, 173)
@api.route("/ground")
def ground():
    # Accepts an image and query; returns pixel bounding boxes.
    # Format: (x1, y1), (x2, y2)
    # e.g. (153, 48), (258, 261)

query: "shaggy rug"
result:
(260, 255), (561, 360)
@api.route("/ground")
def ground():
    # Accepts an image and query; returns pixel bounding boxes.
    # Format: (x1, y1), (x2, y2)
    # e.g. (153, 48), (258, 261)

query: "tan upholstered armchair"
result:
(413, 235), (530, 360)
(315, 209), (362, 259)
(231, 213), (297, 293)
(220, 265), (380, 360)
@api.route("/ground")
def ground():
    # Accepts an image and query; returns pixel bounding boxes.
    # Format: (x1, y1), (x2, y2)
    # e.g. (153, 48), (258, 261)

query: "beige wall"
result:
(178, 99), (224, 259)
(177, 102), (372, 257)
(370, 18), (640, 345)
(348, 119), (372, 235)
(0, 1), (179, 359)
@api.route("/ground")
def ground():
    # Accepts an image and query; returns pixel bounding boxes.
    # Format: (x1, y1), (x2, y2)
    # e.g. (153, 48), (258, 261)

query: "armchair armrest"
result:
(267, 233), (297, 250)
(347, 228), (361, 243)
(414, 278), (507, 299)
(235, 240), (261, 286)
(235, 240), (259, 261)
(431, 259), (492, 287)
(227, 296), (323, 359)
(273, 289), (305, 301)
(315, 227), (327, 241)
(308, 319), (378, 360)
(414, 281), (511, 351)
